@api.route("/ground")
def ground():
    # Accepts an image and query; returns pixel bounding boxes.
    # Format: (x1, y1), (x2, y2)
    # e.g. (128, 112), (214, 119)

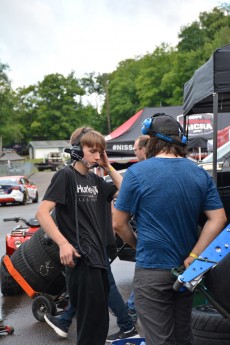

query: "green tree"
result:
(199, 6), (229, 41)
(106, 58), (141, 129)
(80, 72), (112, 133)
(177, 22), (207, 52)
(136, 44), (176, 107)
(178, 6), (230, 53)
(0, 62), (21, 147)
(17, 73), (87, 140)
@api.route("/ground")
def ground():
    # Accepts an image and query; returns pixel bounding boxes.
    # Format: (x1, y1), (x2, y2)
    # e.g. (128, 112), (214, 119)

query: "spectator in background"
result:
(133, 135), (150, 162)
(126, 134), (150, 322)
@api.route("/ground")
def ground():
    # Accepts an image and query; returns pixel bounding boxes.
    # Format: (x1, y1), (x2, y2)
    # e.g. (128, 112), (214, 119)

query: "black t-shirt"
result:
(43, 165), (117, 268)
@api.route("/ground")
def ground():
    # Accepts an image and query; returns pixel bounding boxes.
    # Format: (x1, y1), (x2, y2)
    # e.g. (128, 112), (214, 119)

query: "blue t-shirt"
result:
(115, 157), (223, 269)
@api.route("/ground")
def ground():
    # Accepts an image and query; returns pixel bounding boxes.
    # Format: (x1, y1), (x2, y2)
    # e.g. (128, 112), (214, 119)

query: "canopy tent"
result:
(218, 125), (230, 147)
(183, 43), (230, 183)
(188, 137), (208, 149)
(105, 106), (183, 157)
(105, 105), (230, 163)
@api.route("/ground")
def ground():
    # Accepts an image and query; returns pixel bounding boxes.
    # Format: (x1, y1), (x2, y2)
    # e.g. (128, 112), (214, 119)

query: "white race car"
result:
(0, 176), (39, 205)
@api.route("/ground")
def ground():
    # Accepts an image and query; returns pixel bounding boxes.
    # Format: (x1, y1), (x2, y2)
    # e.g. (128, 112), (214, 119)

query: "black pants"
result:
(65, 259), (109, 345)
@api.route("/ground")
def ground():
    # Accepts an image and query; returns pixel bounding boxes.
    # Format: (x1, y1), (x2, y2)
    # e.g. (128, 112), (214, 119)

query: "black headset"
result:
(65, 128), (92, 160)
(142, 113), (187, 147)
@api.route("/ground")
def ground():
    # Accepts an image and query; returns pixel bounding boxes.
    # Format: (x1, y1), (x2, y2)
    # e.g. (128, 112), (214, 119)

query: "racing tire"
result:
(192, 304), (230, 344)
(36, 227), (61, 264)
(23, 231), (62, 277)
(32, 294), (57, 322)
(20, 192), (27, 205)
(10, 243), (49, 292)
(10, 230), (64, 295)
(0, 258), (23, 296)
(33, 191), (39, 203)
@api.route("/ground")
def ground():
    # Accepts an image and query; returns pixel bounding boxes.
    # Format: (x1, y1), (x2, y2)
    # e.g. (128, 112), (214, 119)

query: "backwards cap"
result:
(142, 113), (187, 146)
(151, 114), (180, 136)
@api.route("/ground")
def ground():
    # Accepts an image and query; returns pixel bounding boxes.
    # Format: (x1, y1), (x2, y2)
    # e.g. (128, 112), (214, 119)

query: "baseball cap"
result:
(151, 114), (180, 136)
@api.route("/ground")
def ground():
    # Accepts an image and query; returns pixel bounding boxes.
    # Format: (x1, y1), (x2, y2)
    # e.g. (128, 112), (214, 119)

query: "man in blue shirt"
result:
(112, 113), (227, 345)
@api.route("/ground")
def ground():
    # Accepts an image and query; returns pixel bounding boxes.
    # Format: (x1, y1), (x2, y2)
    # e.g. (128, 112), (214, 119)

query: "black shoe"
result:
(106, 327), (140, 342)
(44, 313), (68, 338)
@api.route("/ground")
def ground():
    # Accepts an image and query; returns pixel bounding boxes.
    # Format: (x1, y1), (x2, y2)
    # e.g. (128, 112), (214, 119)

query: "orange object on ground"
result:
(3, 255), (38, 298)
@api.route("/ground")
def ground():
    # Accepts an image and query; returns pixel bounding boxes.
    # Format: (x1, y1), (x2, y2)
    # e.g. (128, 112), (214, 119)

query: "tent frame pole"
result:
(212, 92), (218, 185)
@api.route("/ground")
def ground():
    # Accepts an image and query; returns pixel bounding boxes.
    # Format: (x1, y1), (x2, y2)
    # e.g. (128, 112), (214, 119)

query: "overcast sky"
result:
(0, 0), (221, 89)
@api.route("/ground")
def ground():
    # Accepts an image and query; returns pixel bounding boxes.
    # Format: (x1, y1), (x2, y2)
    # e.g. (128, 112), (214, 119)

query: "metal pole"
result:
(212, 92), (218, 185)
(105, 80), (111, 133)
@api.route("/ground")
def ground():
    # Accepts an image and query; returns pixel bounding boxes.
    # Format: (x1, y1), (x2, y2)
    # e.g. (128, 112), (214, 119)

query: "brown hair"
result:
(135, 135), (150, 149)
(146, 136), (188, 158)
(70, 127), (106, 150)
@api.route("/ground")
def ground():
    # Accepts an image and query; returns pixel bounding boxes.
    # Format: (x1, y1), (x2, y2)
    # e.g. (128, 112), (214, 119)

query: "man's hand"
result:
(59, 242), (81, 268)
(183, 255), (196, 268)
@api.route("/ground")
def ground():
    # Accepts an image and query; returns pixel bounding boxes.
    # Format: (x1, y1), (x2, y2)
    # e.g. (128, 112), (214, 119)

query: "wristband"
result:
(109, 166), (115, 172)
(103, 166), (115, 175)
(189, 252), (198, 259)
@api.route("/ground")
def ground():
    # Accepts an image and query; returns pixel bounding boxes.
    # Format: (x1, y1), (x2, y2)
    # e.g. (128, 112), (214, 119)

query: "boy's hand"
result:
(59, 242), (81, 268)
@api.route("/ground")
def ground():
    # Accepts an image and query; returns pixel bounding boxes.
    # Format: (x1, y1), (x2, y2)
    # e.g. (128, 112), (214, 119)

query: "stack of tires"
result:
(192, 253), (230, 344)
(192, 304), (230, 344)
(0, 258), (23, 295)
(1, 227), (65, 296)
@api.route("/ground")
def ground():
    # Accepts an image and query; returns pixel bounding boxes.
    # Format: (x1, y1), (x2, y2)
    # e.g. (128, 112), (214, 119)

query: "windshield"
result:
(202, 141), (230, 163)
(0, 179), (18, 185)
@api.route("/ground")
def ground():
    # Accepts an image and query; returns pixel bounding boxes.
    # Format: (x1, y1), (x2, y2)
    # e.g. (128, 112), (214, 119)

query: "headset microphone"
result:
(91, 163), (99, 168)
(64, 148), (71, 154)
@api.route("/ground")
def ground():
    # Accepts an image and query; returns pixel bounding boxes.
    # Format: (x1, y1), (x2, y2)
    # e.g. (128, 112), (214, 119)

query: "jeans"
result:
(58, 302), (76, 329)
(127, 290), (136, 311)
(107, 257), (134, 332)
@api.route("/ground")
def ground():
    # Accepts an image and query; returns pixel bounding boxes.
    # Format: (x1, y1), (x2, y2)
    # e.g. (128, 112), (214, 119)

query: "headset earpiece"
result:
(142, 118), (152, 135)
(70, 143), (83, 159)
(181, 135), (187, 144)
(65, 128), (92, 160)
